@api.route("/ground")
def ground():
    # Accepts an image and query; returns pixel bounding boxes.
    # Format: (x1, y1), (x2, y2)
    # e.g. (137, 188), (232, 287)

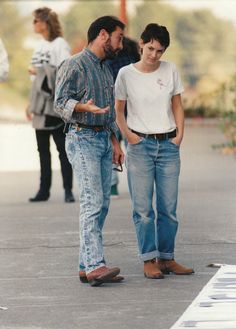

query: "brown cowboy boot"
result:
(158, 259), (194, 275)
(79, 270), (124, 283)
(144, 258), (164, 279)
(86, 266), (121, 286)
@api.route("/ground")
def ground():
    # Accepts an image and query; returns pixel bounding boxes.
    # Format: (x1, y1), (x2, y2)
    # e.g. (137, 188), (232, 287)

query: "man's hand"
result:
(113, 145), (124, 166)
(111, 134), (124, 165)
(87, 99), (109, 114)
(75, 99), (109, 114)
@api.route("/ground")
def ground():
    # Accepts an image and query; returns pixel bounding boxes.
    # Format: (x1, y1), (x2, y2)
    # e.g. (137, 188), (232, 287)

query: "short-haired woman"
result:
(115, 23), (194, 279)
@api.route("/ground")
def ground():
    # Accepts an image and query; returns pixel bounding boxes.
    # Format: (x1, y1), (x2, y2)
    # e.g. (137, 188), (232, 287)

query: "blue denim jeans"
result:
(65, 127), (112, 273)
(111, 166), (119, 186)
(126, 137), (180, 261)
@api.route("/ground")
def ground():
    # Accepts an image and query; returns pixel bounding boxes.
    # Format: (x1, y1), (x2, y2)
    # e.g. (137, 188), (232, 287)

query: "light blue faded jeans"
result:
(65, 127), (112, 274)
(126, 137), (180, 261)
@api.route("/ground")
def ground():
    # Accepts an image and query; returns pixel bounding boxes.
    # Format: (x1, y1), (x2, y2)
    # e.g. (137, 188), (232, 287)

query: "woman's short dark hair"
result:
(141, 23), (170, 49)
(33, 7), (62, 41)
(87, 16), (125, 44)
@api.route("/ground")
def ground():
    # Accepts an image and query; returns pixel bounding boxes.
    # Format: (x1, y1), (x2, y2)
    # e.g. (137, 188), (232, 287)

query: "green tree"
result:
(0, 2), (31, 98)
(130, 0), (183, 68)
(1, 0), (236, 118)
(62, 1), (117, 51)
(212, 75), (236, 154)
(176, 9), (236, 87)
(130, 0), (236, 91)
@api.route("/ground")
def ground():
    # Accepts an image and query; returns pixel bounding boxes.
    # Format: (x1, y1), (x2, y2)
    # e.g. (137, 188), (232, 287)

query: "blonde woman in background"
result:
(27, 7), (74, 203)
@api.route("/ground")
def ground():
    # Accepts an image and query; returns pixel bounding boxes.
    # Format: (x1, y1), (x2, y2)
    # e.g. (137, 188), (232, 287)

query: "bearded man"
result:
(54, 16), (125, 287)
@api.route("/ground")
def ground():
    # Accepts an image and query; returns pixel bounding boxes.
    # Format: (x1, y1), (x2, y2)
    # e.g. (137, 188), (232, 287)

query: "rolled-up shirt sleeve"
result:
(54, 58), (85, 122)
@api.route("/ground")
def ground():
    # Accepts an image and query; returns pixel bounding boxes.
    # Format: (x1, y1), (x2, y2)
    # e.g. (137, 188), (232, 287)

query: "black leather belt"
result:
(74, 123), (109, 132)
(131, 129), (176, 140)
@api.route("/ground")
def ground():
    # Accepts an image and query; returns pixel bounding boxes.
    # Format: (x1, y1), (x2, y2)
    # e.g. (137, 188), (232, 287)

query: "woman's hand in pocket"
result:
(170, 136), (182, 146)
(127, 131), (143, 145)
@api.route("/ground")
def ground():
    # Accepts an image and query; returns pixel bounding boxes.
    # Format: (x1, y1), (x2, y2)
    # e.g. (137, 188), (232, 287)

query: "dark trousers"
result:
(35, 125), (73, 194)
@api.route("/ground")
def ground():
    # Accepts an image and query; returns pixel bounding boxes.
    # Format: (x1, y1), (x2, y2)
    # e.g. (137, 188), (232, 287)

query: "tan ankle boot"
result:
(158, 259), (194, 275)
(144, 259), (164, 279)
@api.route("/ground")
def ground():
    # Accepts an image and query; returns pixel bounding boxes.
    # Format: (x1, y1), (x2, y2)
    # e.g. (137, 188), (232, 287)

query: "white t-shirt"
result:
(31, 36), (70, 68)
(30, 37), (70, 129)
(115, 61), (184, 134)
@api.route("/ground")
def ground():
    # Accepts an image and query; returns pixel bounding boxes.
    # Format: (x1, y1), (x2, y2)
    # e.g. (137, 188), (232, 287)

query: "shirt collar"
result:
(84, 48), (104, 65)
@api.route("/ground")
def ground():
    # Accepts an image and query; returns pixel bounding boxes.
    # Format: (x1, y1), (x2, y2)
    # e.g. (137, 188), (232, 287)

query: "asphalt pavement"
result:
(0, 121), (236, 329)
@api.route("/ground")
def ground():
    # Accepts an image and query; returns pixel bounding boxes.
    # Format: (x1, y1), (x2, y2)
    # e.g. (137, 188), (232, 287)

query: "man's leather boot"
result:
(86, 266), (121, 287)
(79, 270), (124, 283)
(158, 259), (194, 275)
(144, 258), (164, 279)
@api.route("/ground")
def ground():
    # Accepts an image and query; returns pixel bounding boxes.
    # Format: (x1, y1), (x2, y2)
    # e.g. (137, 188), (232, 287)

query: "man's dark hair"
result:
(141, 23), (170, 49)
(87, 16), (125, 43)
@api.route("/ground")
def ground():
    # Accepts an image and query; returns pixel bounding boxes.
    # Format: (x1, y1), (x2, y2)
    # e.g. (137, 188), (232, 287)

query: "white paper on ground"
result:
(170, 265), (236, 329)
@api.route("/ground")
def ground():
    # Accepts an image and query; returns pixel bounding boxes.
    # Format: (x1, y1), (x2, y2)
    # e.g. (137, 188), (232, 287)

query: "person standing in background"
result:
(26, 7), (74, 203)
(115, 23), (194, 279)
(0, 38), (9, 82)
(107, 36), (140, 198)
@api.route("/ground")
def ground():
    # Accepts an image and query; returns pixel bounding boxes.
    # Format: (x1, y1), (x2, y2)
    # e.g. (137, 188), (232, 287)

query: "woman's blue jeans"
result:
(126, 137), (180, 261)
(65, 127), (112, 273)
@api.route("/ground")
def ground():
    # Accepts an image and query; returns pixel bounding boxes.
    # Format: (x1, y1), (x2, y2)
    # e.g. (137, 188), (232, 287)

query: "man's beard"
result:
(104, 39), (119, 60)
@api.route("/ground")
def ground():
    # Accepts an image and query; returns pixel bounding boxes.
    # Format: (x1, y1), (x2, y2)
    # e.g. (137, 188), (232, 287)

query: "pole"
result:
(120, 0), (127, 25)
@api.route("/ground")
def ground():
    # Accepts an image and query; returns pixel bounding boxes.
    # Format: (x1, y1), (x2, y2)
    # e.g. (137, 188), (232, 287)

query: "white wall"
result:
(0, 123), (60, 172)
